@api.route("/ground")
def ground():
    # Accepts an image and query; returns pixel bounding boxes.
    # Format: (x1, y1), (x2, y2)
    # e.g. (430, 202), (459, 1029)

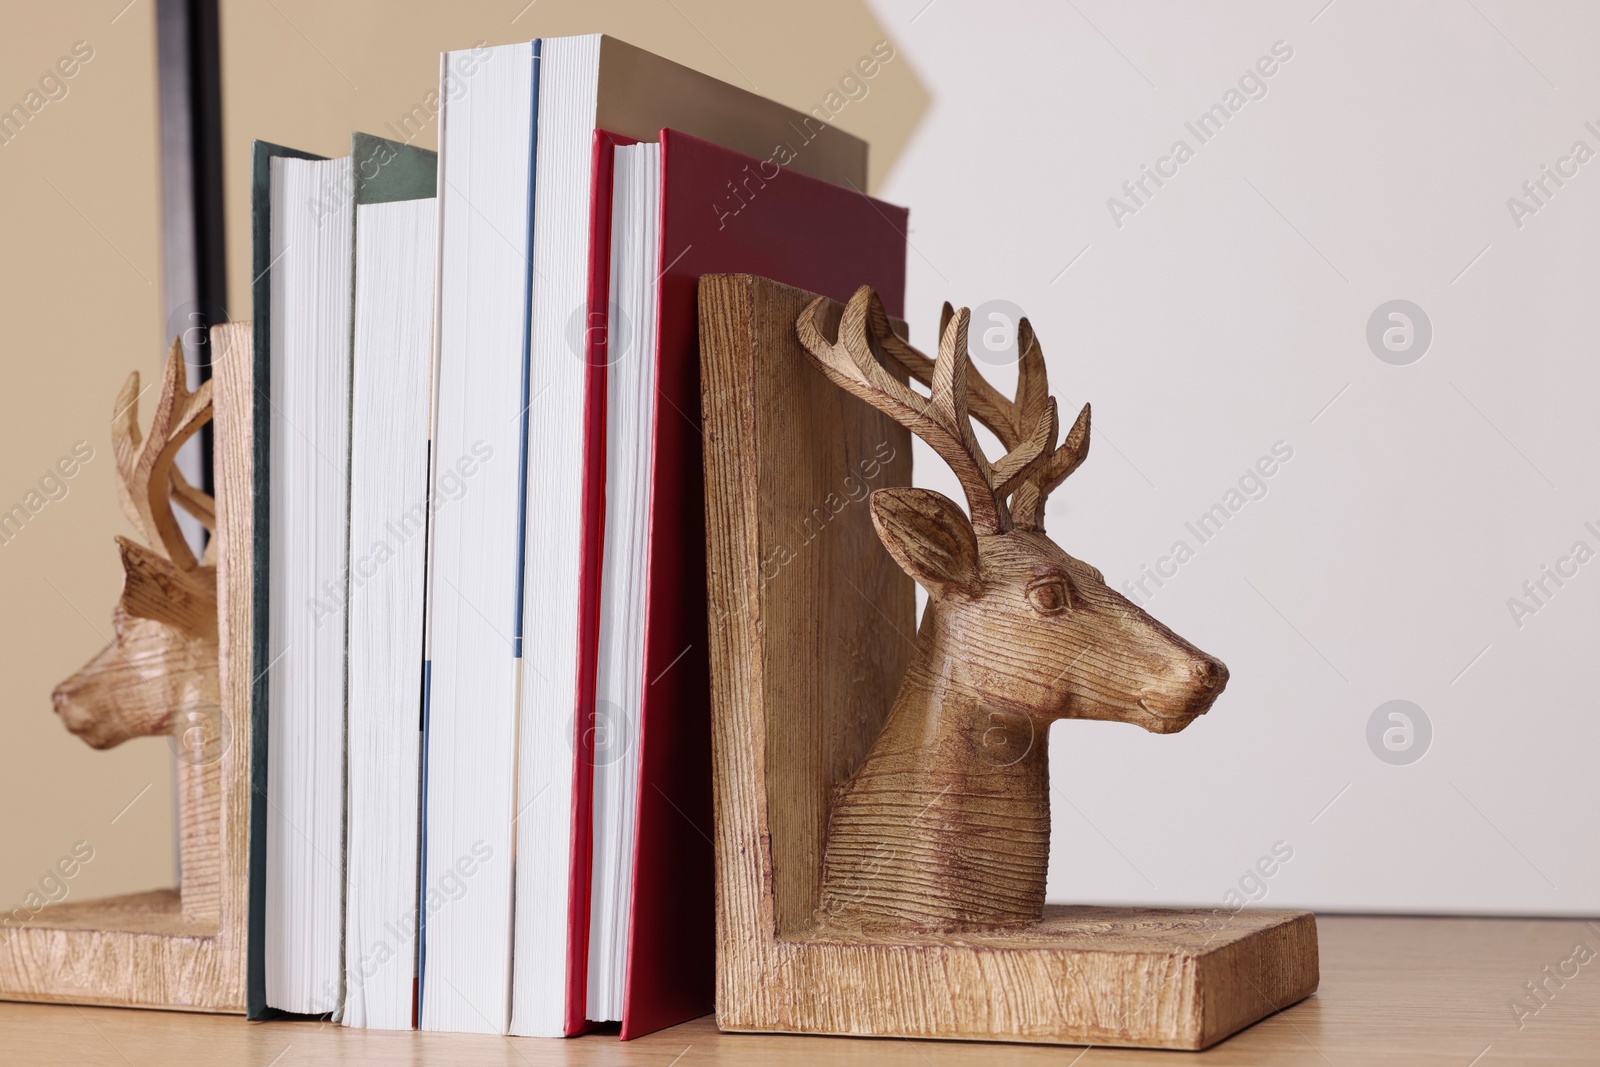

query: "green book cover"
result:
(351, 132), (437, 206)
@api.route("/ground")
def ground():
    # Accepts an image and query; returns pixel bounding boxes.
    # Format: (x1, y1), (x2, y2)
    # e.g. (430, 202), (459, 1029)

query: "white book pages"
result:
(265, 154), (352, 1016)
(509, 32), (602, 1039)
(585, 141), (661, 1022)
(343, 196), (436, 1030)
(420, 42), (534, 1035)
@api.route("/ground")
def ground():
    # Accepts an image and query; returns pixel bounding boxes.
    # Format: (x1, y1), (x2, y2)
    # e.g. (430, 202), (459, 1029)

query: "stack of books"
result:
(245, 33), (908, 1039)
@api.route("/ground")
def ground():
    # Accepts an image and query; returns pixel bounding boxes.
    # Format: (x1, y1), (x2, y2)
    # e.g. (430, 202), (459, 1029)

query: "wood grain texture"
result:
(797, 285), (1231, 931)
(699, 275), (1316, 1049)
(0, 913), (1585, 1062)
(0, 323), (253, 1012)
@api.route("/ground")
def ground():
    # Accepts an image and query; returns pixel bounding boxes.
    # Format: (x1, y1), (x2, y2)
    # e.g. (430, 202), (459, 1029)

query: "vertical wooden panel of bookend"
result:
(699, 275), (1317, 1050)
(0, 323), (252, 1012)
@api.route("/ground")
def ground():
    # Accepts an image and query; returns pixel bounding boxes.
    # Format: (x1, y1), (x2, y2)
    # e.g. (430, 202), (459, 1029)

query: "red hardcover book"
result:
(617, 128), (908, 1038)
(567, 128), (638, 1037)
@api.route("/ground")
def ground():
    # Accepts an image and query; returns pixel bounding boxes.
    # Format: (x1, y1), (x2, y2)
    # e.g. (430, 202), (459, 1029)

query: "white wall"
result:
(873, 0), (1598, 915)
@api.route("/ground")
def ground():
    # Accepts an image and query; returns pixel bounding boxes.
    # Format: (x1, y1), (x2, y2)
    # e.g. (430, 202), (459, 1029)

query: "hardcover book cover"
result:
(566, 127), (638, 1036)
(611, 129), (907, 1038)
(246, 138), (325, 1022)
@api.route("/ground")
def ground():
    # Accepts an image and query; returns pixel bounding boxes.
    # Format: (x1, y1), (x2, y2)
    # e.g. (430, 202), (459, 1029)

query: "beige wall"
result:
(0, 1), (177, 908)
(1, 1), (923, 910)
(218, 0), (927, 320)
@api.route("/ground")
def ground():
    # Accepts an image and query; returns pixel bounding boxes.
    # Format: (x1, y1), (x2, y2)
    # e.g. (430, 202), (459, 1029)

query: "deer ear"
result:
(869, 487), (981, 598)
(116, 536), (214, 636)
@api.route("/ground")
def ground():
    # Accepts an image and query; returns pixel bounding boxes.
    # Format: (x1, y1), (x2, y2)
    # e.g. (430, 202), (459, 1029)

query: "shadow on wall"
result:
(220, 0), (931, 319)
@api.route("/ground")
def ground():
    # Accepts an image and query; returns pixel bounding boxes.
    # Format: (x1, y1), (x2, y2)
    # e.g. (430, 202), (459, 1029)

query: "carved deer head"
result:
(52, 340), (218, 750)
(799, 288), (1228, 931)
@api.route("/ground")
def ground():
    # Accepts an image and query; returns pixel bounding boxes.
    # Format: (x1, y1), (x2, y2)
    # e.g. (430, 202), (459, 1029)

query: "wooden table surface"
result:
(2, 915), (1596, 1065)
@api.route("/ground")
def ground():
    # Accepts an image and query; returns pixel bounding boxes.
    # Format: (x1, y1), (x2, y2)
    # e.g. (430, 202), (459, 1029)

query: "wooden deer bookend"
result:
(2, 321), (250, 1012)
(52, 337), (222, 924)
(797, 287), (1228, 934)
(701, 275), (1314, 1048)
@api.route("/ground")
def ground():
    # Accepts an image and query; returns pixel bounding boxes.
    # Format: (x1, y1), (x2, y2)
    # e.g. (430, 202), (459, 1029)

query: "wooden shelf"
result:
(2, 915), (1596, 1064)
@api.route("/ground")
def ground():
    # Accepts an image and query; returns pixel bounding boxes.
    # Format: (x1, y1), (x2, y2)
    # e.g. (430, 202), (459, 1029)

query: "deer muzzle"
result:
(1135, 652), (1229, 732)
(53, 674), (132, 749)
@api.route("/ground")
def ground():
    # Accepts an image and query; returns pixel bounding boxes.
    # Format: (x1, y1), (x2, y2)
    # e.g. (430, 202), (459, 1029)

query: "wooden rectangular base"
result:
(719, 905), (1318, 1049)
(0, 890), (242, 1012)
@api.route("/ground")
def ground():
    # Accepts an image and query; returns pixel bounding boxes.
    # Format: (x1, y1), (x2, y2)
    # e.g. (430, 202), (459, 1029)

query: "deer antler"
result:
(798, 286), (1058, 534)
(857, 296), (1091, 533)
(112, 337), (215, 571)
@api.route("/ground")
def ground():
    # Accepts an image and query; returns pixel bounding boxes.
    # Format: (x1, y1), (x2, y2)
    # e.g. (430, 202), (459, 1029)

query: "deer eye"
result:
(1027, 578), (1071, 615)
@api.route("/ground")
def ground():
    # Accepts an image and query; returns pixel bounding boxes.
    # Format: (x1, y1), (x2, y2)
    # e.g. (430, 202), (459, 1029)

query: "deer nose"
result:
(1191, 657), (1227, 691)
